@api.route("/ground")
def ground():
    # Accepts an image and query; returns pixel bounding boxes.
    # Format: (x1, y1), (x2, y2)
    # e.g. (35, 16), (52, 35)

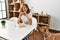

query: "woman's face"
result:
(22, 5), (28, 12)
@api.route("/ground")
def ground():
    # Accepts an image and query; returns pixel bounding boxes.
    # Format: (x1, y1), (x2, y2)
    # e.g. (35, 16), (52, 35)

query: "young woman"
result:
(18, 4), (32, 25)
(17, 4), (32, 40)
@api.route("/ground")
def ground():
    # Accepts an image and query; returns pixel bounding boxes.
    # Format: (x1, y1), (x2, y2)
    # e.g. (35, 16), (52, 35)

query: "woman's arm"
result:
(26, 15), (32, 25)
(17, 13), (22, 24)
(24, 12), (32, 25)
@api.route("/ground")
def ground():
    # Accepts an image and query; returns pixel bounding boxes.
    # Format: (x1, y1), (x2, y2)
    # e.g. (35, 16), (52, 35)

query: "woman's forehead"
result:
(23, 5), (25, 7)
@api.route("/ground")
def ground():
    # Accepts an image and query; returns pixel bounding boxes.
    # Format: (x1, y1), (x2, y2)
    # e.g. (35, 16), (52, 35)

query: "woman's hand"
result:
(23, 11), (27, 16)
(17, 18), (22, 24)
(20, 11), (27, 16)
(17, 19), (20, 24)
(28, 18), (32, 25)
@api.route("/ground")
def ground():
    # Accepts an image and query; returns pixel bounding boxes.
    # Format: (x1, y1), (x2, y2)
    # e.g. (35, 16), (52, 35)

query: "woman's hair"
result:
(21, 4), (30, 14)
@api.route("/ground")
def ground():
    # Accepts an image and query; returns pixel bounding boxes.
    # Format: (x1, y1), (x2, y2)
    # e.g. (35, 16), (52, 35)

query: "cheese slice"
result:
(19, 23), (25, 27)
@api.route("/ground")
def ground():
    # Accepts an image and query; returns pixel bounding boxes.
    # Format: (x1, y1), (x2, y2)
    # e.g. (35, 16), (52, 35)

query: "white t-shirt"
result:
(21, 12), (32, 24)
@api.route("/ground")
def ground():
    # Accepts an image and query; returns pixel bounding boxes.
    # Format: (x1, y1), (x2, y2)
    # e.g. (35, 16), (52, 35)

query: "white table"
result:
(0, 20), (37, 40)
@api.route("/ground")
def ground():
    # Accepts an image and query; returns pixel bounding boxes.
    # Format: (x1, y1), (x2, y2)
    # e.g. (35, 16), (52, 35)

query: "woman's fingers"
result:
(20, 12), (27, 16)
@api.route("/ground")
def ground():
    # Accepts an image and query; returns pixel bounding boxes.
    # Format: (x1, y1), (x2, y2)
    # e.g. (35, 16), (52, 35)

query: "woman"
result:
(17, 4), (32, 40)
(18, 4), (32, 25)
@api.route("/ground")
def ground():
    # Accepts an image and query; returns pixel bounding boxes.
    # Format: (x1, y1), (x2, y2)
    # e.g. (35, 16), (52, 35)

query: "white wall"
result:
(25, 0), (60, 29)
